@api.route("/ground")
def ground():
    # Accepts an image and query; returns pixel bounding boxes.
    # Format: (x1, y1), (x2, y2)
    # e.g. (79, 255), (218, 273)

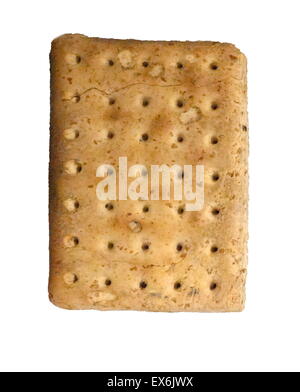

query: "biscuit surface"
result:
(49, 34), (248, 312)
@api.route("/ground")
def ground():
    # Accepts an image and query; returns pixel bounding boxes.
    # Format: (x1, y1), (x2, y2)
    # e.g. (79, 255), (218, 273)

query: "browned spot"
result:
(148, 113), (172, 136)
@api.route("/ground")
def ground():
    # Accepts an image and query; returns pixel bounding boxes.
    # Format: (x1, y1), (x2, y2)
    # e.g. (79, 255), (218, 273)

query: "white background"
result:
(0, 0), (299, 372)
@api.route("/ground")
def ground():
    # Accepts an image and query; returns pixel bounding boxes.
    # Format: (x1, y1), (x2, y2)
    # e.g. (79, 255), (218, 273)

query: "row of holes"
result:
(64, 236), (220, 254)
(69, 275), (217, 291)
(65, 125), (247, 142)
(66, 200), (220, 215)
(67, 201), (220, 219)
(105, 203), (220, 216)
(66, 129), (221, 145)
(67, 273), (218, 291)
(71, 94), (219, 110)
(114, 279), (217, 291)
(65, 160), (221, 184)
(111, 60), (219, 71)
(114, 132), (219, 144)
(66, 193), (221, 213)
(140, 281), (218, 291)
(73, 55), (219, 71)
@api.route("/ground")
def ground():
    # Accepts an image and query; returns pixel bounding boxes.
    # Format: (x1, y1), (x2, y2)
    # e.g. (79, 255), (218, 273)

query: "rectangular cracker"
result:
(49, 34), (248, 312)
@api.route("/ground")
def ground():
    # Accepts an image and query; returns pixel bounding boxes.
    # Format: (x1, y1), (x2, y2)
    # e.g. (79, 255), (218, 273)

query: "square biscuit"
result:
(49, 34), (248, 312)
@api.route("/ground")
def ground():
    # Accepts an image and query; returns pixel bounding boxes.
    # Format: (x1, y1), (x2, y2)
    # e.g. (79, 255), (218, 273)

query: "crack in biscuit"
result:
(64, 79), (242, 102)
(75, 83), (183, 98)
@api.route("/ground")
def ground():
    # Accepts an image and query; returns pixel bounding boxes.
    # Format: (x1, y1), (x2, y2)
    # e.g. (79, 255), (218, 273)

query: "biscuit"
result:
(49, 34), (248, 312)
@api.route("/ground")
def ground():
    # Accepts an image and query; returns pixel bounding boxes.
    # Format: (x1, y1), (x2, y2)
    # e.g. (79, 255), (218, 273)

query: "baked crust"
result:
(49, 34), (248, 311)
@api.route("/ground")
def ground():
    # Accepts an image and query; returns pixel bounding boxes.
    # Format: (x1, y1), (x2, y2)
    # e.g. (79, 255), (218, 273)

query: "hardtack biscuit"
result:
(49, 34), (248, 312)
